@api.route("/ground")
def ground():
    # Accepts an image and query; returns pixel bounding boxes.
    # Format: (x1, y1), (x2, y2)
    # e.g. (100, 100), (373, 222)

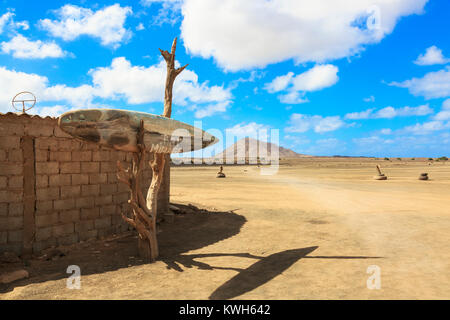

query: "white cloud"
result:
(39, 4), (132, 47)
(0, 11), (29, 33)
(0, 57), (232, 117)
(1, 35), (67, 59)
(364, 95), (375, 102)
(194, 101), (231, 118)
(390, 66), (450, 99)
(285, 113), (344, 133)
(141, 0), (182, 26)
(380, 128), (392, 135)
(136, 23), (145, 31)
(180, 0), (428, 71)
(265, 64), (338, 104)
(414, 46), (450, 66)
(90, 57), (232, 109)
(433, 99), (450, 121)
(345, 104), (433, 119)
(403, 120), (450, 135)
(226, 122), (270, 139)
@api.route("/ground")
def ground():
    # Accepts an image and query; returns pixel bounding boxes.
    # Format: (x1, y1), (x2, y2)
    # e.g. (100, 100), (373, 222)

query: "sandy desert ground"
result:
(1, 158), (449, 299)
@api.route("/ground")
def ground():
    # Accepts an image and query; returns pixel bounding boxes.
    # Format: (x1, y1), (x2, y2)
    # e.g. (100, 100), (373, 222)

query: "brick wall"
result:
(0, 112), (166, 255)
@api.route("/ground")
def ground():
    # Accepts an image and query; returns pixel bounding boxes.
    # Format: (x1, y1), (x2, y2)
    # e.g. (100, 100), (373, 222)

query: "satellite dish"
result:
(12, 91), (36, 113)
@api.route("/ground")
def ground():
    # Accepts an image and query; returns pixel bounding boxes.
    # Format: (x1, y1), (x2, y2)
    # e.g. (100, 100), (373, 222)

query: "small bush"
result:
(397, 158), (402, 160)
(411, 158), (415, 160)
(428, 158), (433, 161)
(438, 156), (448, 161)
(384, 157), (390, 161)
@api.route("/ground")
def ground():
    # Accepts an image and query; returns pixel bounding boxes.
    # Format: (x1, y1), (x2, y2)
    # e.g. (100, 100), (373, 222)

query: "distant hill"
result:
(212, 137), (309, 161)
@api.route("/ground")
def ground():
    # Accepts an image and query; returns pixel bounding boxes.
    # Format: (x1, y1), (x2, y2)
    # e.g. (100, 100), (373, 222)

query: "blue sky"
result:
(0, 0), (449, 157)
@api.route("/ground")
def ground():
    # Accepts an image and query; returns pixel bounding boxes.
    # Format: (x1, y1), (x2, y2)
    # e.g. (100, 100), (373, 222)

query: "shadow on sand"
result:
(0, 203), (247, 294)
(0, 204), (382, 299)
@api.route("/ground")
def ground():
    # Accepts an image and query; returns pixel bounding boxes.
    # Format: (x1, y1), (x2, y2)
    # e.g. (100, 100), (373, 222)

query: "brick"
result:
(107, 173), (118, 183)
(53, 223), (74, 237)
(75, 220), (94, 232)
(81, 184), (100, 196)
(58, 139), (80, 151)
(36, 162), (59, 174)
(2, 242), (22, 255)
(36, 175), (48, 188)
(113, 192), (130, 204)
(110, 151), (126, 161)
(35, 149), (49, 162)
(0, 162), (23, 175)
(35, 137), (58, 150)
(71, 174), (89, 185)
(0, 190), (22, 203)
(35, 213), (58, 228)
(100, 161), (116, 173)
(36, 200), (53, 212)
(54, 198), (75, 211)
(80, 142), (98, 150)
(36, 187), (59, 201)
(81, 162), (99, 173)
(60, 162), (80, 174)
(94, 216), (111, 229)
(0, 231), (6, 244)
(75, 196), (95, 208)
(57, 233), (78, 246)
(80, 207), (99, 220)
(0, 216), (23, 231)
(100, 204), (116, 216)
(50, 151), (71, 162)
(96, 195), (113, 207)
(0, 176), (6, 188)
(8, 175), (23, 189)
(72, 151), (92, 162)
(0, 123), (24, 136)
(25, 124), (54, 137)
(33, 238), (57, 254)
(100, 184), (117, 195)
(35, 227), (53, 241)
(0, 150), (5, 161)
(0, 136), (20, 149)
(54, 126), (71, 138)
(92, 150), (110, 161)
(59, 209), (80, 223)
(49, 174), (71, 187)
(117, 182), (129, 193)
(78, 229), (98, 241)
(8, 149), (23, 162)
(98, 227), (114, 238)
(60, 185), (81, 199)
(0, 203), (7, 216)
(8, 230), (23, 242)
(89, 173), (107, 184)
(8, 203), (23, 217)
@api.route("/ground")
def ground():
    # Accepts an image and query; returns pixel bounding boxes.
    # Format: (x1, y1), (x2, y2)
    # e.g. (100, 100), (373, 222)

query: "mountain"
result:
(212, 137), (309, 161)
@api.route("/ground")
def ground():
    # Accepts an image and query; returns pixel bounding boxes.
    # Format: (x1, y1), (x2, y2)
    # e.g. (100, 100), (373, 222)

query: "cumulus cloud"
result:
(141, 0), (182, 26)
(39, 4), (133, 47)
(265, 64), (339, 104)
(90, 57), (232, 110)
(345, 104), (433, 119)
(285, 113), (345, 133)
(0, 58), (232, 117)
(389, 66), (450, 99)
(226, 122), (271, 140)
(433, 99), (450, 121)
(180, 0), (428, 71)
(1, 35), (67, 59)
(414, 46), (450, 66)
(0, 11), (29, 33)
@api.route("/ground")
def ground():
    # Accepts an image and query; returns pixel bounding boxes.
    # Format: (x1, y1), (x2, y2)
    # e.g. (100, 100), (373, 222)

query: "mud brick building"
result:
(0, 112), (169, 255)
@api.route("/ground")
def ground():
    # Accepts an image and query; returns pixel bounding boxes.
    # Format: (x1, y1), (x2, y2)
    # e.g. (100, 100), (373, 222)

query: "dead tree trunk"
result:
(158, 37), (187, 221)
(117, 120), (164, 261)
(117, 38), (187, 262)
